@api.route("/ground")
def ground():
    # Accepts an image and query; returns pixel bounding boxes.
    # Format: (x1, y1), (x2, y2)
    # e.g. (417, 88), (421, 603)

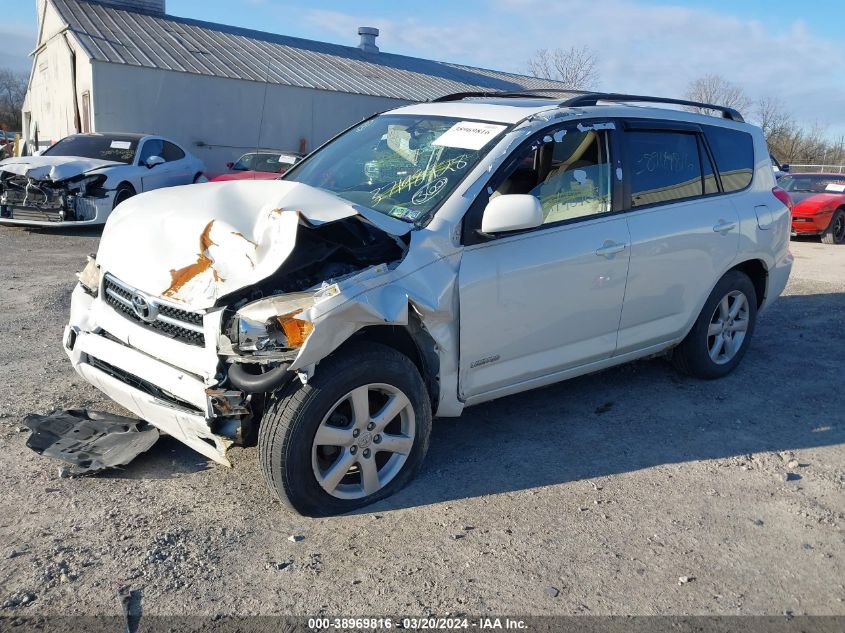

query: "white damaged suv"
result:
(64, 92), (793, 515)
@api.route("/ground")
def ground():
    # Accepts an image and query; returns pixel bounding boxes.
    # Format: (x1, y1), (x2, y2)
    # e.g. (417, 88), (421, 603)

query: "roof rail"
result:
(431, 89), (589, 102)
(561, 93), (745, 122)
(432, 91), (506, 102)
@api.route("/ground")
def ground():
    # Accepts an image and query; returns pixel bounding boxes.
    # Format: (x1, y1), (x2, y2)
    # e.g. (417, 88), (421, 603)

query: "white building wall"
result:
(91, 63), (410, 172)
(22, 0), (93, 150)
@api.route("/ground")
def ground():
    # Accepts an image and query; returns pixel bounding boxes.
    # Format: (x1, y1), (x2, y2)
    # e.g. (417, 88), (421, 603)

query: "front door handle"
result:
(596, 241), (627, 257)
(713, 220), (737, 234)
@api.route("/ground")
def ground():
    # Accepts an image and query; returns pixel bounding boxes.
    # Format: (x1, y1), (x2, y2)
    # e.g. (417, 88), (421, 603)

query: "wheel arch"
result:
(341, 314), (440, 411)
(115, 180), (136, 195)
(729, 258), (768, 309)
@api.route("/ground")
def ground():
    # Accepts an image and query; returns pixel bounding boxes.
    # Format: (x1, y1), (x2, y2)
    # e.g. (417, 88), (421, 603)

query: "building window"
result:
(81, 92), (91, 133)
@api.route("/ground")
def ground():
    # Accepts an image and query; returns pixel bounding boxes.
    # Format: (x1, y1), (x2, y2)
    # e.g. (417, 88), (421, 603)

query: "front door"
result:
(458, 123), (630, 399)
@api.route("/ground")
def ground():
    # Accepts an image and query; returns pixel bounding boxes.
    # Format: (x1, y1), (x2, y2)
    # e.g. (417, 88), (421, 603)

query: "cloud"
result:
(304, 1), (845, 135)
(0, 26), (36, 75)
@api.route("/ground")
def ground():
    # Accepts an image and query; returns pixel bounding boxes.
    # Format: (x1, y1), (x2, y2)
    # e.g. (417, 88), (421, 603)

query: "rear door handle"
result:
(596, 241), (627, 257)
(713, 220), (737, 233)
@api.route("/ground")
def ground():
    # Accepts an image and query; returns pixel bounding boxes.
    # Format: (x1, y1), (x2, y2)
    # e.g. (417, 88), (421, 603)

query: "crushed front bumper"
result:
(0, 193), (114, 227)
(64, 284), (247, 465)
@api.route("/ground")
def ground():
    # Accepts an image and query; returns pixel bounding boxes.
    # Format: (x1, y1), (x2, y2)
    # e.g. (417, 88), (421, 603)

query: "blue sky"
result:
(3, 0), (845, 137)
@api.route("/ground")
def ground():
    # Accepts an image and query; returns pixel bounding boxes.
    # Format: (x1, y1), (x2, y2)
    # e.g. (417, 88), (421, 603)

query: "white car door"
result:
(160, 141), (196, 185)
(138, 139), (192, 191)
(615, 122), (740, 354)
(458, 124), (631, 399)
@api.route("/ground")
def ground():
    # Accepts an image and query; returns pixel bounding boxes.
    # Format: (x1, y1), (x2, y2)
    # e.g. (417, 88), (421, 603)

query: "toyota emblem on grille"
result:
(131, 291), (158, 322)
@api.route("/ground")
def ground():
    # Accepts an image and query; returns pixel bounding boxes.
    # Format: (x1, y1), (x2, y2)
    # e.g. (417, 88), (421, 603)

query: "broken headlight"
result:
(233, 292), (316, 353)
(76, 174), (107, 196)
(76, 255), (100, 296)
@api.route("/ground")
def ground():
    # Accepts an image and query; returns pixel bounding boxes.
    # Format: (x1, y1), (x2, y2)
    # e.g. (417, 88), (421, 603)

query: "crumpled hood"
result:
(97, 180), (410, 310)
(0, 155), (122, 181)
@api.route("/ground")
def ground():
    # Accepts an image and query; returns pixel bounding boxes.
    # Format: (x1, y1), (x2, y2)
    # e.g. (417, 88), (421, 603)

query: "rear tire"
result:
(672, 270), (758, 379)
(258, 342), (431, 517)
(821, 209), (845, 244)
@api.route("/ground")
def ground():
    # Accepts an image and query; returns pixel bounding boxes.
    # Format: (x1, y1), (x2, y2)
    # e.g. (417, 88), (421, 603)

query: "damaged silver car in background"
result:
(0, 133), (205, 226)
(54, 92), (792, 516)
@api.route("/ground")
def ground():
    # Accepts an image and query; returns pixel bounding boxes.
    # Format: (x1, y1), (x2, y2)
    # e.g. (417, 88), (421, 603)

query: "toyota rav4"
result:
(64, 92), (793, 516)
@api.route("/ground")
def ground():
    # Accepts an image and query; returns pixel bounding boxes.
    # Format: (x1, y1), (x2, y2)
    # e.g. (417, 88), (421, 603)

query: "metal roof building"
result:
(23, 0), (570, 170)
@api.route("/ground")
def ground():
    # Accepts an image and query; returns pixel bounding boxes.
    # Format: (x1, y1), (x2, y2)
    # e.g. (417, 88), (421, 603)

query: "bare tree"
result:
(527, 46), (599, 90)
(755, 96), (792, 143)
(0, 67), (27, 131)
(684, 74), (751, 116)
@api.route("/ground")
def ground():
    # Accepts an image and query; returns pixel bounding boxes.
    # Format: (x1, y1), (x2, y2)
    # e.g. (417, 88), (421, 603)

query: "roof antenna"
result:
(254, 55), (273, 157)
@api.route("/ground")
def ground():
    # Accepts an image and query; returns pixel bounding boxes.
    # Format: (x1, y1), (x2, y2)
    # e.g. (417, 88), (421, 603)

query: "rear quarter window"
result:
(704, 126), (755, 192)
(162, 141), (185, 162)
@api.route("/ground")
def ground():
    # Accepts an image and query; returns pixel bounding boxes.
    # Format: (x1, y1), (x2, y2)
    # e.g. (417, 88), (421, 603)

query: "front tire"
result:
(821, 209), (845, 244)
(672, 270), (758, 379)
(258, 342), (432, 516)
(112, 184), (135, 210)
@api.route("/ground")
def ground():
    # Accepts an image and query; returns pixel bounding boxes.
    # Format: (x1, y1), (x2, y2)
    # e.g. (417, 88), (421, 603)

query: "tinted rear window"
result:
(627, 131), (703, 207)
(703, 126), (754, 192)
(43, 135), (138, 164)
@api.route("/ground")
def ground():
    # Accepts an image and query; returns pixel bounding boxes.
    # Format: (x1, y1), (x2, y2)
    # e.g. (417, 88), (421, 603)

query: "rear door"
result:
(458, 122), (631, 399)
(616, 122), (739, 354)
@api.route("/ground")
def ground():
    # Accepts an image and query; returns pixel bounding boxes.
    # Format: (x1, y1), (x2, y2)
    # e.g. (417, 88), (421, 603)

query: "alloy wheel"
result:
(707, 290), (750, 365)
(311, 383), (416, 499)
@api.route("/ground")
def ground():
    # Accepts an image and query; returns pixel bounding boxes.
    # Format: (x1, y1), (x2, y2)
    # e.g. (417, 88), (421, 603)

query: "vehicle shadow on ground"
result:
(367, 291), (845, 513)
(0, 224), (103, 238)
(27, 225), (104, 238)
(100, 436), (212, 480)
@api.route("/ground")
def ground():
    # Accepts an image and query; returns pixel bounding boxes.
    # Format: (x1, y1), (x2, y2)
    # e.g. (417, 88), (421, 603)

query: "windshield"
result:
(779, 175), (845, 193)
(285, 114), (509, 223)
(232, 152), (297, 173)
(43, 135), (139, 164)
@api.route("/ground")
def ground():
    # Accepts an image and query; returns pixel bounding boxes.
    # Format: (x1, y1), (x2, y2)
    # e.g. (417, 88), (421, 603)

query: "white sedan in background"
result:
(0, 133), (206, 227)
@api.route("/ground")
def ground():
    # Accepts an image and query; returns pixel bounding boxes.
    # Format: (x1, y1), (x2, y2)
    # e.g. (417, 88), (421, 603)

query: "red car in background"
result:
(780, 173), (845, 244)
(210, 151), (302, 182)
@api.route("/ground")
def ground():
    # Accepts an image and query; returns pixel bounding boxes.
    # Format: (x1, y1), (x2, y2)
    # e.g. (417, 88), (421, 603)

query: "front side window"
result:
(627, 131), (703, 207)
(489, 127), (612, 225)
(704, 126), (754, 192)
(285, 115), (508, 223)
(138, 139), (164, 164)
(43, 134), (138, 164)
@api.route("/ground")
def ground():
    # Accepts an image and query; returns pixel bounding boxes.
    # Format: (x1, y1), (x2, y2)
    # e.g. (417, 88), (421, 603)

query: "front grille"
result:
(102, 274), (206, 347)
(87, 356), (202, 413)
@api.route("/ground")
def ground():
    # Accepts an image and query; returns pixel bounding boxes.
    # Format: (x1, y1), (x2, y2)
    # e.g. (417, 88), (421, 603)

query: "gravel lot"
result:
(0, 226), (843, 618)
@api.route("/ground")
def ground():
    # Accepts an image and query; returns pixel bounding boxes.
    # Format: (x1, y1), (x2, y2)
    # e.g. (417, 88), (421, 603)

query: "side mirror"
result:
(226, 162), (234, 169)
(481, 194), (543, 234)
(145, 155), (165, 169)
(781, 163), (790, 173)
